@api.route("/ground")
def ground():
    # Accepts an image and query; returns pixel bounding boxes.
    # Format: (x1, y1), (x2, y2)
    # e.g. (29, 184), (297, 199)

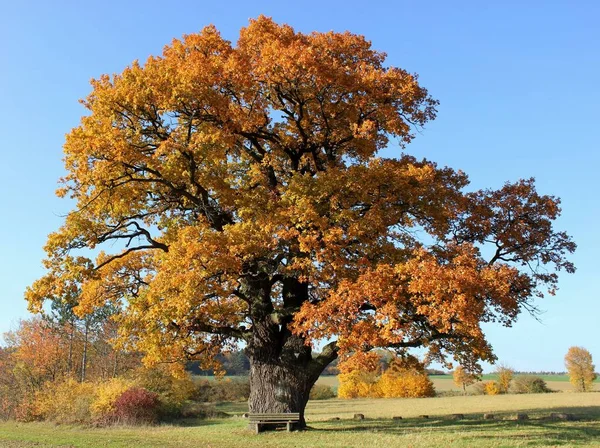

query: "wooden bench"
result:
(248, 413), (300, 434)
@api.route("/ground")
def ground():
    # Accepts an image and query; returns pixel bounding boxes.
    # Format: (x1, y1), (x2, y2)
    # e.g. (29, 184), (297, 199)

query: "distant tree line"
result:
(187, 351), (250, 376)
(186, 349), (448, 377)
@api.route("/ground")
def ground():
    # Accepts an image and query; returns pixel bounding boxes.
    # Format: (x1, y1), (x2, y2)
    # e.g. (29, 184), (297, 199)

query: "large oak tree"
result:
(27, 17), (575, 425)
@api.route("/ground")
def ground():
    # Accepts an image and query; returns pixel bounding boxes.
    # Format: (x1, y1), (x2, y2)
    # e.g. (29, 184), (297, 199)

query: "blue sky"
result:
(1, 1), (598, 372)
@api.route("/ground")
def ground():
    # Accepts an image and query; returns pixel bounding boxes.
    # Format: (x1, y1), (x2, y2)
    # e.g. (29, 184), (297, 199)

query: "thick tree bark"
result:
(242, 274), (337, 429)
(248, 358), (316, 428)
(246, 335), (337, 429)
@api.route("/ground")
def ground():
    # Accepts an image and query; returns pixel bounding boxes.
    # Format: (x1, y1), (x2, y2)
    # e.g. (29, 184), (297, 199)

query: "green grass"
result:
(1, 392), (600, 447)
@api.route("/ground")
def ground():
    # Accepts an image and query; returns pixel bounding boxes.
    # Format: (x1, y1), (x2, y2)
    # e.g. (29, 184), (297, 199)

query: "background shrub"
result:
(0, 386), (20, 421)
(378, 370), (435, 398)
(132, 367), (196, 419)
(91, 378), (134, 424)
(338, 370), (380, 398)
(113, 387), (159, 425)
(309, 384), (336, 400)
(35, 379), (95, 424)
(193, 378), (250, 402)
(338, 367), (434, 399)
(512, 375), (552, 394)
(472, 382), (486, 395)
(483, 381), (501, 395)
(496, 365), (515, 394)
(13, 396), (40, 422)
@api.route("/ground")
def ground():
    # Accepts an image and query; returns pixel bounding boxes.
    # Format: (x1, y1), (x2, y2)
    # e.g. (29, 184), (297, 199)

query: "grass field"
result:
(1, 392), (599, 447)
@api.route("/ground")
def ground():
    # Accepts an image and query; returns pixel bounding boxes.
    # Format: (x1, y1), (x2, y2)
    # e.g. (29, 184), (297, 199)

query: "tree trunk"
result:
(68, 320), (74, 375)
(112, 351), (119, 378)
(81, 320), (89, 383)
(242, 274), (337, 430)
(248, 359), (317, 428)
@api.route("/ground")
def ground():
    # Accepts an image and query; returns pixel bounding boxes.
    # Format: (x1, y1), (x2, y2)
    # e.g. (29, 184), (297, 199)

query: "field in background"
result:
(2, 392), (600, 447)
(196, 373), (599, 393)
(318, 374), (599, 393)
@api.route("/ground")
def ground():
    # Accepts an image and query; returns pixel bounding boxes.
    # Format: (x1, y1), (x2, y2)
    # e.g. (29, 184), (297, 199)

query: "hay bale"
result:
(242, 413), (249, 418)
(329, 417), (340, 421)
(451, 413), (464, 420)
(550, 413), (576, 421)
(392, 416), (403, 420)
(353, 413), (365, 420)
(516, 413), (529, 421)
(483, 413), (494, 420)
(419, 415), (429, 419)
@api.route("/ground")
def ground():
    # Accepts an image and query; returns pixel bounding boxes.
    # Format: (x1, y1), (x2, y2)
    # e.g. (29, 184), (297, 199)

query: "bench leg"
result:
(254, 423), (261, 435)
(287, 421), (292, 432)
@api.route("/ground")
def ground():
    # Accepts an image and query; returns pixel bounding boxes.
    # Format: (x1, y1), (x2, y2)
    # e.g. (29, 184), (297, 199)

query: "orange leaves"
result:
(292, 244), (528, 366)
(5, 319), (68, 383)
(26, 17), (575, 375)
(453, 365), (478, 391)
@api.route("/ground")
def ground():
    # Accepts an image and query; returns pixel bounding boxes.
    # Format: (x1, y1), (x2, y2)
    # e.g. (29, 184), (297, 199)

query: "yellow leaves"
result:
(496, 366), (514, 394)
(338, 370), (380, 399)
(26, 17), (575, 376)
(338, 355), (434, 399)
(351, 120), (378, 139)
(565, 346), (597, 392)
(453, 366), (478, 391)
(90, 377), (135, 421)
(377, 370), (435, 398)
(26, 254), (94, 315)
(34, 378), (96, 424)
(483, 381), (501, 395)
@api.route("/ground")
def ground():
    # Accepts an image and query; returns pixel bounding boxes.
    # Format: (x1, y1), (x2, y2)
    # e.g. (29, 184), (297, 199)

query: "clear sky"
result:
(1, 1), (598, 372)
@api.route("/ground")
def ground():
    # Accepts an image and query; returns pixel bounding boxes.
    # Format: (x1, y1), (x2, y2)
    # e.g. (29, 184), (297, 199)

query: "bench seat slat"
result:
(249, 416), (299, 418)
(249, 413), (300, 416)
(249, 418), (299, 421)
(249, 414), (299, 419)
(249, 417), (299, 419)
(250, 417), (298, 422)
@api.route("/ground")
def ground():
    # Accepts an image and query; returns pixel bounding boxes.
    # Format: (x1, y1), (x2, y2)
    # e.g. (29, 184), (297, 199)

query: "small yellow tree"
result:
(565, 347), (597, 392)
(453, 366), (477, 393)
(495, 365), (514, 394)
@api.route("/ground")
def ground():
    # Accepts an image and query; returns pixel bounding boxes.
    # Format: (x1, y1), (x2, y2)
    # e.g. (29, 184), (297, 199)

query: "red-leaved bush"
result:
(113, 387), (159, 425)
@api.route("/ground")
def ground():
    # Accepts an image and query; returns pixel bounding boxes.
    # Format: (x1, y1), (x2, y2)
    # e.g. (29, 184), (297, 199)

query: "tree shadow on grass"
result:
(311, 406), (600, 446)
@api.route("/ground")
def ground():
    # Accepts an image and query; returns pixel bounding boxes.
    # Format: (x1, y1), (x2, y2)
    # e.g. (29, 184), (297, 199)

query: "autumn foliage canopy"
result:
(26, 16), (575, 381)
